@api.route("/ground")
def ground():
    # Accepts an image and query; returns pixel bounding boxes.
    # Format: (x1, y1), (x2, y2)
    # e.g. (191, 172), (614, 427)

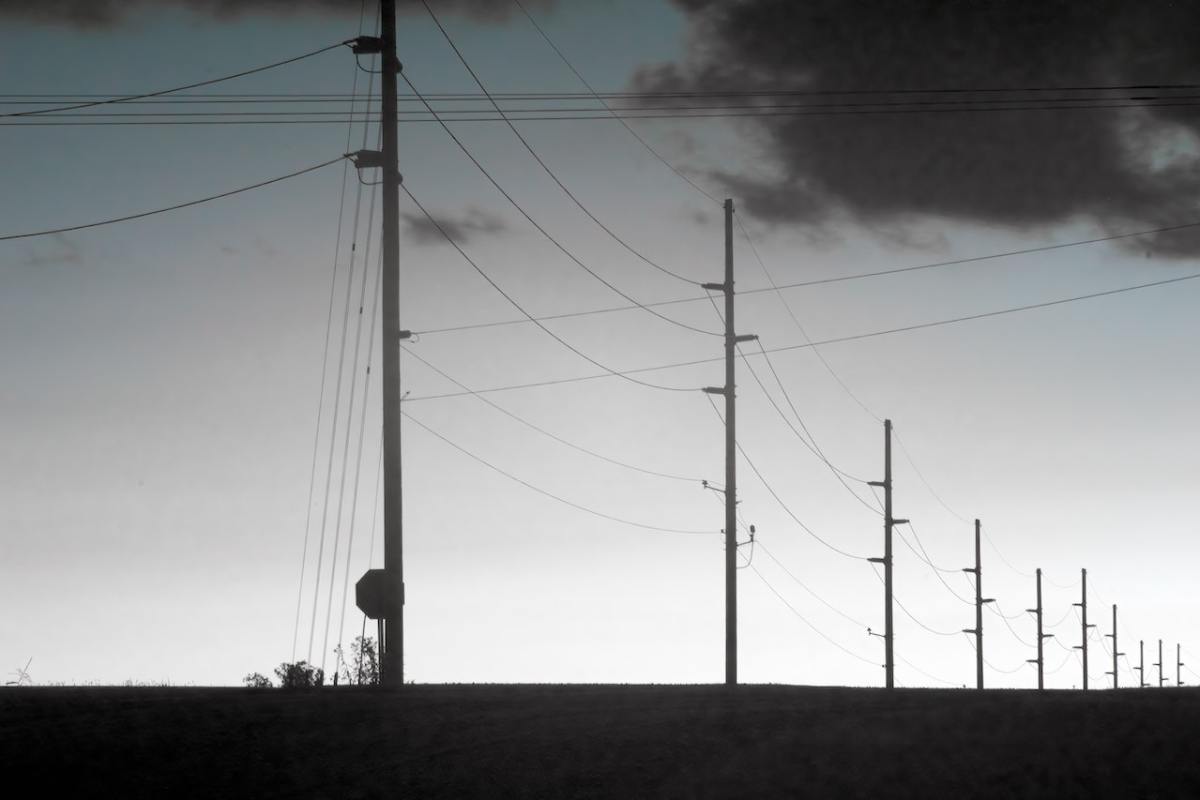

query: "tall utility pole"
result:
(1138, 640), (1147, 688)
(352, 0), (406, 687)
(1072, 568), (1094, 690)
(1178, 644), (1185, 687)
(1105, 604), (1124, 689)
(962, 519), (993, 690)
(1155, 639), (1164, 687)
(868, 420), (906, 689)
(703, 199), (755, 686)
(1026, 567), (1053, 690)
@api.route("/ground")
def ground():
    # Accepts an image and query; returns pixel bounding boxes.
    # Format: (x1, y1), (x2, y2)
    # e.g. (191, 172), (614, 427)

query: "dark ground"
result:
(3, 684), (1199, 798)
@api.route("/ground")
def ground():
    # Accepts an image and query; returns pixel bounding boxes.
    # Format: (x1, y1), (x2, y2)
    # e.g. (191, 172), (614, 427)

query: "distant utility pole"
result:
(1138, 640), (1147, 687)
(867, 420), (907, 689)
(703, 199), (755, 686)
(1072, 568), (1094, 690)
(1026, 568), (1053, 690)
(1178, 644), (1185, 687)
(1105, 604), (1124, 690)
(351, 0), (407, 687)
(1155, 639), (1165, 687)
(961, 519), (994, 689)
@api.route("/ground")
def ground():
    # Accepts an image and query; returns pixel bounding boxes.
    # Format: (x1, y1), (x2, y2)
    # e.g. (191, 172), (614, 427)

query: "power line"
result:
(421, 0), (706, 287)
(0, 41), (353, 119)
(21, 94), (1200, 117)
(896, 653), (960, 687)
(736, 215), (882, 423)
(405, 268), (1200, 400)
(509, 0), (721, 206)
(401, 183), (699, 393)
(705, 393), (870, 561)
(894, 523), (975, 607)
(402, 410), (718, 536)
(748, 564), (879, 668)
(16, 98), (1200, 125)
(869, 563), (962, 637)
(756, 541), (869, 629)
(290, 46), (373, 663)
(414, 219), (1200, 338)
(0, 157), (345, 242)
(401, 344), (708, 483)
(16, 80), (1200, 100)
(398, 71), (721, 338)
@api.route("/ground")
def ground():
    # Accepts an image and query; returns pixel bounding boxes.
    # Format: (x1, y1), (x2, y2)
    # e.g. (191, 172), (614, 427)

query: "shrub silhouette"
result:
(242, 672), (273, 688)
(273, 661), (324, 689)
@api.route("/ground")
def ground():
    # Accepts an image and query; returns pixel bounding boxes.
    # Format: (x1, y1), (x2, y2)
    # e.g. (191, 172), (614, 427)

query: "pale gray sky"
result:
(1, 0), (1197, 689)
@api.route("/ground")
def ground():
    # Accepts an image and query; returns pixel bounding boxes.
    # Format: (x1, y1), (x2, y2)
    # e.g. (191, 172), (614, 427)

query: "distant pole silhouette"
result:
(1026, 567), (1051, 689)
(962, 519), (992, 689)
(703, 199), (755, 686)
(1138, 640), (1148, 687)
(1072, 568), (1094, 690)
(1178, 644), (1185, 687)
(868, 420), (905, 689)
(1105, 604), (1123, 689)
(1155, 639), (1165, 687)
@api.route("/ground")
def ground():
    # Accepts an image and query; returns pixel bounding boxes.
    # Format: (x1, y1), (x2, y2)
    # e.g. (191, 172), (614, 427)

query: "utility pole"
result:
(1072, 568), (1094, 690)
(1138, 640), (1148, 687)
(351, 0), (407, 687)
(1026, 567), (1053, 690)
(962, 519), (994, 690)
(703, 199), (755, 686)
(1155, 639), (1164, 687)
(1178, 644), (1185, 687)
(868, 420), (906, 689)
(1105, 604), (1124, 689)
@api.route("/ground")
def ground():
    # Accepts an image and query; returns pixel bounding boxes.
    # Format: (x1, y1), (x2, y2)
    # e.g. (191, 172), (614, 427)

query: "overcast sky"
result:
(2, 0), (1198, 689)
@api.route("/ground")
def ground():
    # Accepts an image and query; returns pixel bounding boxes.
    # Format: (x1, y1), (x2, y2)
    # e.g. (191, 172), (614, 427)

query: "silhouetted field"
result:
(3, 684), (1198, 798)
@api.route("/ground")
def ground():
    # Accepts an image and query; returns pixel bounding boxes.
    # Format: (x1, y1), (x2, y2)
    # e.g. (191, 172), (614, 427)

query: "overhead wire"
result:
(508, 0), (721, 206)
(322, 21), (380, 675)
(896, 654), (960, 687)
(413, 218), (1200, 337)
(291, 110), (363, 667)
(293, 10), (371, 665)
(705, 393), (870, 561)
(401, 344), (707, 483)
(307, 158), (368, 665)
(421, 0), (707, 287)
(868, 563), (963, 637)
(736, 214), (882, 423)
(397, 75), (721, 337)
(0, 41), (353, 118)
(404, 268), (1200, 401)
(748, 564), (879, 667)
(756, 541), (869, 629)
(19, 97), (1200, 125)
(0, 158), (345, 242)
(401, 182), (700, 393)
(402, 411), (719, 536)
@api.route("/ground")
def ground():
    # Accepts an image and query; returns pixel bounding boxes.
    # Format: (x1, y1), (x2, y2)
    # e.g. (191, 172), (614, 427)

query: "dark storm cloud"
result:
(0, 0), (551, 26)
(401, 206), (509, 245)
(636, 0), (1200, 255)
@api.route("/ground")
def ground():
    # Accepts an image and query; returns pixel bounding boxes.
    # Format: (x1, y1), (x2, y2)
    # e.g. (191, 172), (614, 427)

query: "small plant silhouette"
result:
(5, 658), (32, 686)
(336, 636), (380, 686)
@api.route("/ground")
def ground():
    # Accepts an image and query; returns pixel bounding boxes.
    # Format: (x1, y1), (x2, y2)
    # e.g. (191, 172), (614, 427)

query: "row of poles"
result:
(356, 0), (1185, 690)
(706, 192), (1189, 689)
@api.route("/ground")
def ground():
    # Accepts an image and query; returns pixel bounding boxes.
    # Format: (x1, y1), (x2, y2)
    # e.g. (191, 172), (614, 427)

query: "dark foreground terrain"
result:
(3, 684), (1199, 798)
